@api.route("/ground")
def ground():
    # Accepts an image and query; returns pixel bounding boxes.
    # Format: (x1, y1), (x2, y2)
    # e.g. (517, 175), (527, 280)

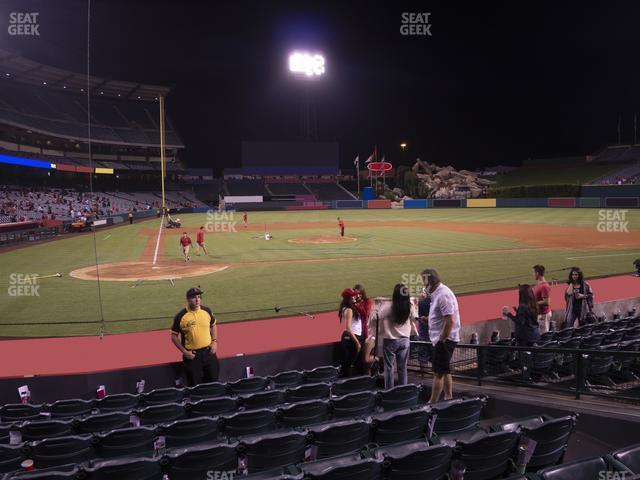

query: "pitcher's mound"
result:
(70, 261), (229, 282)
(288, 235), (357, 244)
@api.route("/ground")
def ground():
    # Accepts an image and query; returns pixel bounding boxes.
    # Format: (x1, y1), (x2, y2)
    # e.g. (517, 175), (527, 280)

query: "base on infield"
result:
(70, 261), (229, 282)
(288, 235), (358, 244)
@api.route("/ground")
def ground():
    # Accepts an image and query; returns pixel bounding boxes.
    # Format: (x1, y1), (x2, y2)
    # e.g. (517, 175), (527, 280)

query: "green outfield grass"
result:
(0, 208), (638, 337)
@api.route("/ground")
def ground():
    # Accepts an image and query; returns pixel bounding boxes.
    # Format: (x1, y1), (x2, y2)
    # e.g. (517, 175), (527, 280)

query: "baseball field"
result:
(1, 208), (639, 338)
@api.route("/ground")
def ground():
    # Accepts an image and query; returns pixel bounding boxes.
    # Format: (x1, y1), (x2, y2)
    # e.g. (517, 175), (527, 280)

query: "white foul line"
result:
(103, 234), (111, 240)
(566, 252), (640, 260)
(152, 216), (165, 266)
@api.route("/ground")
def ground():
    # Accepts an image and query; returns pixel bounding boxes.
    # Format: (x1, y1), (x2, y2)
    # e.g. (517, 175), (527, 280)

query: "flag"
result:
(354, 155), (360, 167)
(365, 154), (374, 164)
(380, 155), (385, 163)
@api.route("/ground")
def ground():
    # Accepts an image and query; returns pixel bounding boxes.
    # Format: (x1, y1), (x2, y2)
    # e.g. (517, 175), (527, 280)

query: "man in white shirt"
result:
(422, 268), (461, 402)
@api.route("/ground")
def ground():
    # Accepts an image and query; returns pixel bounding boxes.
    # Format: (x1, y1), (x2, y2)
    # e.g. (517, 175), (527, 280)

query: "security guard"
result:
(171, 287), (220, 385)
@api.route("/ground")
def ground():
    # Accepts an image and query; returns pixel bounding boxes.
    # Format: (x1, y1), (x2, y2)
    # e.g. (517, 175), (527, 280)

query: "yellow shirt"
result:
(171, 305), (216, 350)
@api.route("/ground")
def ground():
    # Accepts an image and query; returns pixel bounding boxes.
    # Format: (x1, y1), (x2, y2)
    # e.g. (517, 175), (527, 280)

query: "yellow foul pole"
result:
(159, 95), (166, 213)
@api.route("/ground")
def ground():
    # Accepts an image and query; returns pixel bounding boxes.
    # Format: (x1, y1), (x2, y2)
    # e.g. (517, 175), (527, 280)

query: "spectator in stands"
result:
(563, 267), (594, 328)
(502, 285), (540, 346)
(533, 265), (552, 333)
(417, 289), (432, 366)
(339, 288), (364, 376)
(369, 284), (418, 388)
(354, 284), (377, 374)
(421, 268), (461, 402)
(171, 287), (219, 386)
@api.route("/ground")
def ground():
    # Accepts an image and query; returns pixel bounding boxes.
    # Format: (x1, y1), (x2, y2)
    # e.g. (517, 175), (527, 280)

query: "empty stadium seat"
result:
(228, 377), (270, 395)
(285, 383), (330, 404)
(0, 405), (41, 423)
(0, 445), (25, 474)
(572, 324), (594, 337)
(0, 425), (9, 444)
(623, 327), (640, 342)
(20, 419), (73, 442)
(331, 376), (377, 397)
(73, 412), (130, 434)
(95, 393), (138, 413)
(186, 382), (228, 401)
(239, 431), (307, 473)
(307, 419), (371, 459)
(24, 434), (94, 468)
(536, 456), (624, 480)
(166, 442), (239, 480)
(46, 399), (94, 419)
(610, 443), (640, 474)
(553, 328), (574, 342)
(602, 331), (626, 345)
(331, 391), (376, 419)
(81, 457), (164, 480)
(493, 414), (577, 470)
(0, 465), (78, 479)
(580, 335), (603, 349)
(376, 384), (421, 412)
(140, 387), (184, 406)
(92, 426), (156, 459)
(453, 430), (519, 480)
(430, 397), (486, 442)
(300, 454), (383, 480)
(136, 403), (186, 425)
(158, 416), (220, 448)
(304, 366), (340, 384)
(270, 370), (305, 389)
(240, 390), (286, 411)
(586, 345), (618, 387)
(187, 397), (239, 417)
(277, 400), (330, 427)
(371, 407), (430, 446)
(220, 409), (278, 437)
(373, 441), (452, 480)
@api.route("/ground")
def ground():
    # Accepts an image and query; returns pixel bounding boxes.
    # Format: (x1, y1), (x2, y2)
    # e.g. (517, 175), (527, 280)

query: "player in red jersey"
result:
(338, 217), (345, 237)
(179, 231), (192, 262)
(195, 226), (208, 256)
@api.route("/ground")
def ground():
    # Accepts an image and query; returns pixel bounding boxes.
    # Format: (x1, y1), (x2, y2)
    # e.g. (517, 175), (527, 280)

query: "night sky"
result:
(2, 0), (640, 174)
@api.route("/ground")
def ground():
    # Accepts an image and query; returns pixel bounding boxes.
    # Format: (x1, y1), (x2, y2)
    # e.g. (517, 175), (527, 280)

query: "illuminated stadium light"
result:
(400, 142), (407, 150)
(42, 81), (47, 85)
(5, 73), (9, 76)
(288, 51), (326, 77)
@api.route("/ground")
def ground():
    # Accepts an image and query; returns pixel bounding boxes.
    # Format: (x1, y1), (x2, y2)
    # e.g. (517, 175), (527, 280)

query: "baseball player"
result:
(243, 212), (248, 227)
(180, 231), (192, 262)
(338, 217), (345, 237)
(196, 226), (208, 256)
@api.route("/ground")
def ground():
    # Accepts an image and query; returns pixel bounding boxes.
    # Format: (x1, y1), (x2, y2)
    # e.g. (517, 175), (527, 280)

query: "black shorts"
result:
(432, 340), (457, 375)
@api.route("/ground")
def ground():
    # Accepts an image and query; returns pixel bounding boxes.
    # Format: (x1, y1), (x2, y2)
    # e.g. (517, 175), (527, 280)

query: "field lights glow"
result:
(289, 52), (326, 77)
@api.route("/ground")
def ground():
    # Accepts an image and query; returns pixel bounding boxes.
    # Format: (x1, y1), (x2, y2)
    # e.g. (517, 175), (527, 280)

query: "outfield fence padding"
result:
(605, 197), (640, 208)
(366, 199), (391, 209)
(334, 200), (364, 209)
(466, 198), (496, 208)
(548, 197), (577, 208)
(495, 198), (549, 207)
(579, 197), (601, 208)
(402, 199), (428, 209)
(432, 199), (462, 208)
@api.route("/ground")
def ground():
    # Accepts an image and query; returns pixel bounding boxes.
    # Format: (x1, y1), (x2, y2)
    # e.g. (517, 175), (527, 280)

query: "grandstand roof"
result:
(0, 49), (170, 101)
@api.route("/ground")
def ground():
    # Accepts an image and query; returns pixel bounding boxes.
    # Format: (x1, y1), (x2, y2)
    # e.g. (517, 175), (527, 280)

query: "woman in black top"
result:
(503, 285), (541, 346)
(563, 266), (594, 328)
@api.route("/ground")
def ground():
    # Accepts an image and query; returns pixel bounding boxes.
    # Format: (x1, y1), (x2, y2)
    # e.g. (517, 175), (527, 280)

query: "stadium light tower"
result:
(288, 51), (325, 140)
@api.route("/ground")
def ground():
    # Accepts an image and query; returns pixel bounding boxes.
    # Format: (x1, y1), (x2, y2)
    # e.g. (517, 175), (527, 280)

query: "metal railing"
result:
(409, 341), (640, 403)
(0, 227), (59, 246)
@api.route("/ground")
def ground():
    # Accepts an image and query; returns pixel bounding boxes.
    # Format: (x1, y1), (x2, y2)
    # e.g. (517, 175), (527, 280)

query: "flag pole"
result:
(356, 157), (360, 199)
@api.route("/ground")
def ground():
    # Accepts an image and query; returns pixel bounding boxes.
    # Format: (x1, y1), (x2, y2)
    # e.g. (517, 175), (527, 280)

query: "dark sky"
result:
(2, 0), (640, 173)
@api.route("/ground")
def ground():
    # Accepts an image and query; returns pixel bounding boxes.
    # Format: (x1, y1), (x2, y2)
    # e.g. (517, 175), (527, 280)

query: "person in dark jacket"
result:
(503, 284), (541, 346)
(563, 267), (594, 328)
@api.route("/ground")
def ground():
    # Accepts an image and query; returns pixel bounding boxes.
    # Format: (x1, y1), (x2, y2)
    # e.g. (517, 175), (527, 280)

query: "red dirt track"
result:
(0, 275), (637, 378)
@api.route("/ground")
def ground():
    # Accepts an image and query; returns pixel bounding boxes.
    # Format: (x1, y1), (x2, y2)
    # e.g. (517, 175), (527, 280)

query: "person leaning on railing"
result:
(502, 284), (541, 347)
